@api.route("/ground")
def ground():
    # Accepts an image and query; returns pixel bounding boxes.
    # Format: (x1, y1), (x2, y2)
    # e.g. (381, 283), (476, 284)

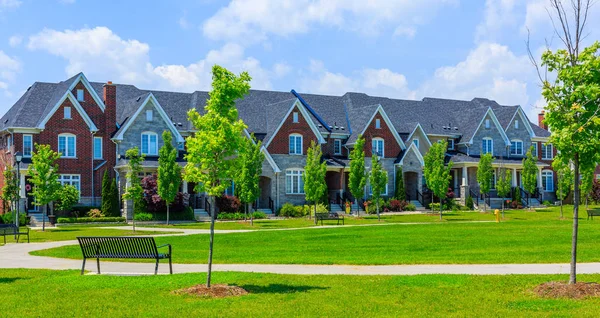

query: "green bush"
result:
(70, 205), (101, 217)
(252, 211), (267, 219)
(366, 198), (386, 214)
(279, 203), (306, 217)
(134, 213), (153, 221)
(304, 204), (328, 216)
(404, 203), (417, 211)
(430, 203), (441, 211)
(1, 212), (28, 226)
(543, 200), (553, 206)
(217, 211), (269, 220)
(55, 185), (79, 212)
(466, 196), (474, 210)
(57, 217), (125, 224)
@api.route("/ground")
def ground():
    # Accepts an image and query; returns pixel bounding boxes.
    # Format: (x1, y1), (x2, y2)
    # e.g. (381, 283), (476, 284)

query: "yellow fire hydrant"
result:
(494, 209), (500, 223)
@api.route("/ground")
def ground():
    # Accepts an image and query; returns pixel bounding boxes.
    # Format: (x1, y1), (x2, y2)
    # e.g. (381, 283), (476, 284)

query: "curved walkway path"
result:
(1, 224), (600, 276)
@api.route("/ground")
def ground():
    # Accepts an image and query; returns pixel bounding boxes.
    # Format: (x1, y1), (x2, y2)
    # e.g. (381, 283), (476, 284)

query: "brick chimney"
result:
(538, 111), (548, 130)
(103, 81), (117, 176)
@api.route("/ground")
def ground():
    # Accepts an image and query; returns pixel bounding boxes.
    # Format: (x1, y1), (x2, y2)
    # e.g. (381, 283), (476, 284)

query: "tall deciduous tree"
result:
(528, 0), (600, 284)
(554, 160), (573, 219)
(27, 144), (61, 231)
(369, 155), (388, 222)
(423, 140), (453, 220)
(304, 140), (327, 225)
(496, 166), (512, 218)
(2, 165), (20, 214)
(522, 148), (538, 210)
(157, 130), (182, 225)
(123, 147), (145, 232)
(476, 153), (494, 212)
(349, 135), (367, 216)
(236, 136), (264, 226)
(395, 166), (406, 201)
(184, 65), (250, 288)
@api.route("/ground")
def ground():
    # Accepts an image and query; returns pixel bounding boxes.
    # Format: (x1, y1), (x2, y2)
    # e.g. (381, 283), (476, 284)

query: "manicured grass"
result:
(1, 269), (600, 317)
(1, 226), (177, 244)
(34, 207), (600, 265)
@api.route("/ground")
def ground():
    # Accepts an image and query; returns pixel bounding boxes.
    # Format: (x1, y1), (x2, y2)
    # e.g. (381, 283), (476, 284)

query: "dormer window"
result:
(413, 139), (419, 148)
(485, 119), (491, 129)
(334, 139), (342, 155)
(64, 107), (71, 119)
(515, 120), (519, 129)
(289, 134), (302, 155)
(375, 119), (381, 129)
(292, 112), (299, 123)
(372, 137), (384, 157)
(76, 89), (84, 102)
(146, 110), (153, 122)
(482, 137), (493, 155)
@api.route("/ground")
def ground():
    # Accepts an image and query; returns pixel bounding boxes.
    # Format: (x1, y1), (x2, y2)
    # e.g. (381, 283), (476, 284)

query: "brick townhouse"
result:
(0, 72), (560, 219)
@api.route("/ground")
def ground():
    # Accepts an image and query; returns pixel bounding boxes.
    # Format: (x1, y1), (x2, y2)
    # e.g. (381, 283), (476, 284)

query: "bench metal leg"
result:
(169, 257), (173, 274)
(154, 259), (159, 275)
(16, 234), (19, 243)
(97, 257), (101, 274)
(81, 258), (86, 275)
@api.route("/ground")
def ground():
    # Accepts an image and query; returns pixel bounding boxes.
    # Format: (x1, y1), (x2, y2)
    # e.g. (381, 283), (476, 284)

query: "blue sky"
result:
(0, 0), (598, 122)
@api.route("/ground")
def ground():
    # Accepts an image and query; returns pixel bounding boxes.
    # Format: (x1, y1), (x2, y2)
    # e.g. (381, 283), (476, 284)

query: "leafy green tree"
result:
(157, 130), (182, 225)
(55, 185), (79, 212)
(184, 65), (250, 288)
(348, 135), (367, 215)
(2, 165), (20, 214)
(496, 166), (512, 218)
(580, 169), (594, 210)
(123, 147), (145, 232)
(110, 177), (120, 217)
(369, 155), (388, 222)
(476, 153), (494, 212)
(101, 170), (114, 216)
(423, 140), (453, 220)
(522, 148), (538, 210)
(304, 141), (328, 225)
(27, 144), (61, 231)
(554, 160), (573, 219)
(395, 166), (406, 201)
(236, 136), (264, 226)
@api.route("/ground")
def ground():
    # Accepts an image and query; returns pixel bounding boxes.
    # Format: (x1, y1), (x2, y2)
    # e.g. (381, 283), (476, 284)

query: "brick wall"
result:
(322, 136), (348, 157)
(267, 105), (318, 155)
(362, 112), (401, 158)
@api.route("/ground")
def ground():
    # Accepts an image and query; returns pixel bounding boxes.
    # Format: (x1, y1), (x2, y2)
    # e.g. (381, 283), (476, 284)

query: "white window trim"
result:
(64, 106), (72, 119)
(141, 131), (158, 155)
(93, 137), (103, 159)
(542, 170), (554, 192)
(482, 137), (493, 155)
(59, 174), (81, 200)
(372, 137), (385, 158)
(413, 138), (419, 148)
(286, 169), (305, 194)
(531, 143), (538, 157)
(333, 139), (342, 155)
(58, 133), (77, 158)
(23, 134), (32, 157)
(76, 89), (84, 102)
(369, 183), (389, 196)
(542, 143), (553, 160)
(515, 119), (519, 129)
(292, 112), (299, 123)
(146, 110), (153, 122)
(375, 118), (381, 129)
(448, 139), (455, 150)
(510, 139), (523, 156)
(485, 119), (491, 129)
(289, 134), (303, 155)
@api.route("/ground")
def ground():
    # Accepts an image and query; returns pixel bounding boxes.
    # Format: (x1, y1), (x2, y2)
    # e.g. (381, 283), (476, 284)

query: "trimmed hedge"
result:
(217, 212), (268, 220)
(57, 217), (126, 224)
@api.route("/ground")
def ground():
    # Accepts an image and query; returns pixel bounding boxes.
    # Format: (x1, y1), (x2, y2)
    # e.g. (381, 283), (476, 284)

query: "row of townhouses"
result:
(0, 73), (558, 216)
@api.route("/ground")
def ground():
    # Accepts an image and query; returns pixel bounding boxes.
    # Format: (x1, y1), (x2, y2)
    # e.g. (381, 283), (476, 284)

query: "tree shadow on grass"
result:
(240, 284), (328, 294)
(0, 277), (24, 284)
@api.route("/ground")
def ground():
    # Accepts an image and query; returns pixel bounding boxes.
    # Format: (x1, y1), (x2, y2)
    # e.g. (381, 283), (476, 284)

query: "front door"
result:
(24, 177), (37, 212)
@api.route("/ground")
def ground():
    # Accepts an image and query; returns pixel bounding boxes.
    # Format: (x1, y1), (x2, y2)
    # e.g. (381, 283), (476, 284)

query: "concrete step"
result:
(256, 208), (273, 214)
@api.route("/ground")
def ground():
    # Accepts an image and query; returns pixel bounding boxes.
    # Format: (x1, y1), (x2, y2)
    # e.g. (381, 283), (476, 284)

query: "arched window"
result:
(289, 134), (303, 155)
(141, 132), (158, 155)
(58, 133), (76, 158)
(542, 170), (554, 192)
(372, 137), (384, 157)
(510, 139), (523, 156)
(482, 137), (493, 155)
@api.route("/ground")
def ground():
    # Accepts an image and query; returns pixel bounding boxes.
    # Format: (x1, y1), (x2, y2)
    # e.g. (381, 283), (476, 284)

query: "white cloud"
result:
(300, 59), (415, 98)
(0, 50), (21, 96)
(27, 26), (283, 92)
(417, 42), (534, 107)
(0, 0), (21, 10)
(8, 35), (21, 47)
(202, 0), (456, 44)
(475, 0), (518, 41)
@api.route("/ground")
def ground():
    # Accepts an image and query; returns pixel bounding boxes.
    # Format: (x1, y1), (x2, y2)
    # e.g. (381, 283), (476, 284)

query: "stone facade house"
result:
(0, 72), (559, 218)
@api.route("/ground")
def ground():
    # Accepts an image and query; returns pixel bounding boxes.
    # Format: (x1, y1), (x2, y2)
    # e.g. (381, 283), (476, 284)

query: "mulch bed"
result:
(534, 281), (600, 299)
(173, 284), (249, 298)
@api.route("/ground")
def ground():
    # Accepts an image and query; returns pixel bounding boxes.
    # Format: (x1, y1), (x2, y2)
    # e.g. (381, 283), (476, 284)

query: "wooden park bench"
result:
(0, 224), (29, 244)
(587, 209), (600, 220)
(315, 213), (344, 226)
(77, 236), (172, 275)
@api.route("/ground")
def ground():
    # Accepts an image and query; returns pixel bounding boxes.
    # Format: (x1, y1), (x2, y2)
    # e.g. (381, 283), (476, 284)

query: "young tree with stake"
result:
(304, 141), (327, 225)
(395, 166), (406, 201)
(123, 147), (145, 232)
(554, 160), (573, 219)
(522, 148), (538, 210)
(27, 144), (61, 231)
(184, 65), (250, 288)
(369, 154), (388, 221)
(476, 153), (494, 212)
(349, 135), (367, 216)
(236, 136), (264, 225)
(423, 140), (453, 220)
(496, 165), (512, 218)
(157, 130), (182, 225)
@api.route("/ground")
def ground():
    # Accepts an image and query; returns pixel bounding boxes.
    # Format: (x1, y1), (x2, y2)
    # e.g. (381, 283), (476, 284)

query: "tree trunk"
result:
(501, 196), (505, 219)
(376, 200), (380, 222)
(561, 200), (564, 219)
(570, 154), (580, 285)
(132, 201), (136, 233)
(244, 203), (247, 222)
(439, 196), (443, 221)
(314, 203), (317, 225)
(42, 204), (46, 232)
(250, 203), (253, 226)
(166, 204), (170, 226)
(207, 195), (216, 288)
(483, 194), (487, 213)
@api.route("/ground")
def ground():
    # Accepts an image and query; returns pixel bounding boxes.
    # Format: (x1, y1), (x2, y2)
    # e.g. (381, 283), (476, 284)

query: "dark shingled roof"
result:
(1, 73), (552, 144)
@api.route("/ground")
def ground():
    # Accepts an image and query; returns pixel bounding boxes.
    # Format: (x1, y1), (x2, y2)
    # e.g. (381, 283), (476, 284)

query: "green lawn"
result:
(1, 226), (177, 244)
(33, 207), (600, 265)
(1, 269), (599, 317)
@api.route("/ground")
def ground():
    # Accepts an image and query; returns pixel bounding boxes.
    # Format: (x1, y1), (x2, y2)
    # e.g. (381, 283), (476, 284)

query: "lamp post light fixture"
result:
(14, 151), (22, 229)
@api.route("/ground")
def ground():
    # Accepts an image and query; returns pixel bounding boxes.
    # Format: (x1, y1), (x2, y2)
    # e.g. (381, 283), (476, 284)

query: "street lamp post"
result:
(14, 151), (22, 230)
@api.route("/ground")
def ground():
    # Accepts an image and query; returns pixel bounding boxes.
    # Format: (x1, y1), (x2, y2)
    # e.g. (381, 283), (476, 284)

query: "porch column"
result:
(19, 171), (26, 212)
(512, 168), (517, 187)
(462, 166), (468, 186)
(182, 180), (188, 194)
(460, 166), (469, 206)
(537, 166), (543, 188)
(339, 168), (344, 196)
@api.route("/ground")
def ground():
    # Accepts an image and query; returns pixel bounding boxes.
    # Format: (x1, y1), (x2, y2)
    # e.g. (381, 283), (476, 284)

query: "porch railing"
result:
(520, 187), (530, 207)
(205, 198), (211, 216)
(268, 197), (274, 213)
(336, 193), (344, 211)
(484, 193), (491, 208)
(469, 189), (479, 207)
